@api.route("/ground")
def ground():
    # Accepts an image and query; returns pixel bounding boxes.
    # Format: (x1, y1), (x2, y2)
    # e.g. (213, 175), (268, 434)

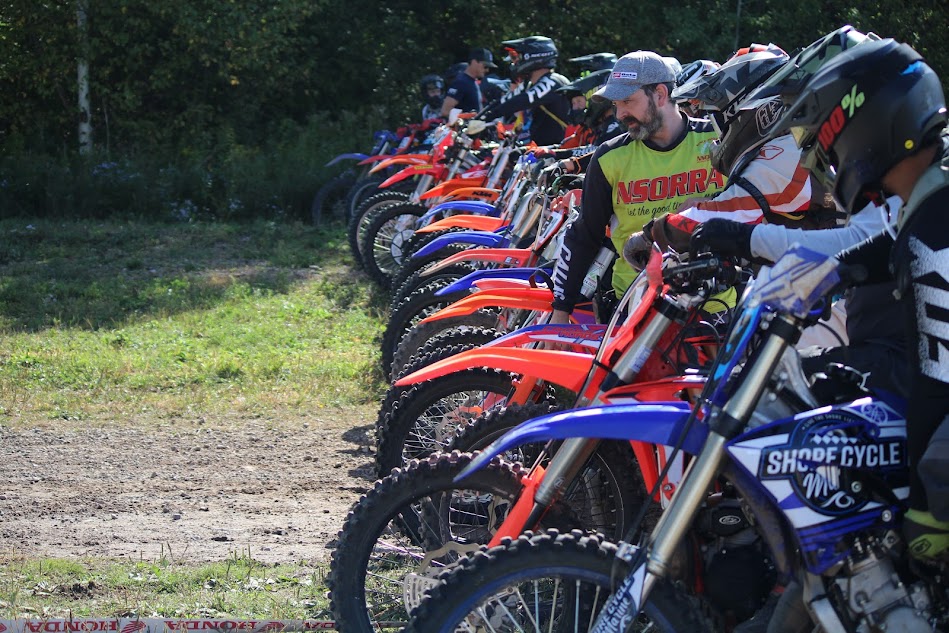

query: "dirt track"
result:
(0, 410), (378, 564)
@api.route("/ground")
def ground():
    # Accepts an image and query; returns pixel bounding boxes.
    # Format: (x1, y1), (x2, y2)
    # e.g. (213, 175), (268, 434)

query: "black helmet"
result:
(710, 97), (786, 175)
(419, 74), (445, 108)
(558, 69), (613, 126)
(742, 26), (881, 110)
(568, 52), (617, 73)
(502, 36), (558, 76)
(776, 38), (947, 213)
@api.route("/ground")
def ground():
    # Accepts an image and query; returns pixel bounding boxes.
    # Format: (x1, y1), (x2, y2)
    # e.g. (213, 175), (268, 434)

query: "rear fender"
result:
(421, 248), (531, 276)
(413, 230), (508, 258)
(394, 347), (595, 393)
(457, 403), (700, 480)
(436, 267), (552, 295)
(325, 153), (369, 167)
(420, 287), (557, 323)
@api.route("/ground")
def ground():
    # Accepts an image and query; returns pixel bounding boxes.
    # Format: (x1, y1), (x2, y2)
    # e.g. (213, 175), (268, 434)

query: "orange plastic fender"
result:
(367, 155), (429, 174)
(419, 287), (555, 323)
(420, 185), (500, 202)
(414, 215), (506, 233)
(394, 347), (595, 393)
(422, 248), (531, 276)
(419, 180), (495, 200)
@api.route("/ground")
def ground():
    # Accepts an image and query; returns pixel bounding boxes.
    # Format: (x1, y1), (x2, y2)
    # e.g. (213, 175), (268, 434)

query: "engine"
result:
(829, 533), (936, 632)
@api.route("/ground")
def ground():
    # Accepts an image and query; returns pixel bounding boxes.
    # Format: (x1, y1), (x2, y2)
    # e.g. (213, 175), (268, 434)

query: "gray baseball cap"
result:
(593, 51), (678, 101)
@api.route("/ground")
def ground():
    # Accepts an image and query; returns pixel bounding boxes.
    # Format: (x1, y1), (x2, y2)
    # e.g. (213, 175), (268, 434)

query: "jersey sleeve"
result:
(552, 144), (614, 312)
(482, 75), (562, 120)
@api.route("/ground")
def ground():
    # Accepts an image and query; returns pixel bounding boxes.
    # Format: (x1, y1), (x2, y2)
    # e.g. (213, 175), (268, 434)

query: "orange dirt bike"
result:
(353, 119), (521, 286)
(382, 181), (584, 381)
(327, 252), (737, 632)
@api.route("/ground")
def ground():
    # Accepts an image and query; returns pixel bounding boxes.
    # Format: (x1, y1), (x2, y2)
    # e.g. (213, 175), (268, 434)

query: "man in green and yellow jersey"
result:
(551, 50), (725, 321)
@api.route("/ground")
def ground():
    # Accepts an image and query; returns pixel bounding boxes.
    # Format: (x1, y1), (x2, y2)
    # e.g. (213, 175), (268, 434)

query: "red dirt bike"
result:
(327, 252), (737, 632)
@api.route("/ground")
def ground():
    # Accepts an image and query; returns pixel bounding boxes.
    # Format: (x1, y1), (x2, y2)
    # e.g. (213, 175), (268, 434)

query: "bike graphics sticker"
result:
(758, 408), (906, 516)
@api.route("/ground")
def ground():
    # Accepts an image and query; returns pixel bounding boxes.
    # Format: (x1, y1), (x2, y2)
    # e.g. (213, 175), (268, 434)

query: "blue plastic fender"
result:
(413, 230), (510, 258)
(436, 267), (553, 295)
(456, 402), (701, 481)
(419, 201), (499, 224)
(324, 153), (369, 167)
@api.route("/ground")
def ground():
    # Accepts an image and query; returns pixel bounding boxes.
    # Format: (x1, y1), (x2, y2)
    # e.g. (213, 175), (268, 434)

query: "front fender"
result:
(419, 286), (557, 323)
(414, 230), (508, 258)
(367, 154), (428, 173)
(415, 214), (506, 235)
(325, 153), (369, 167)
(421, 248), (531, 276)
(395, 347), (595, 392)
(457, 403), (700, 480)
(380, 164), (440, 188)
(418, 201), (499, 225)
(484, 323), (607, 351)
(436, 267), (552, 295)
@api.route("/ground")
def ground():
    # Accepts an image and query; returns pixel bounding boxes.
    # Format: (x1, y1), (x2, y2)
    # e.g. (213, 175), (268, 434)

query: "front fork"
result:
(639, 315), (795, 607)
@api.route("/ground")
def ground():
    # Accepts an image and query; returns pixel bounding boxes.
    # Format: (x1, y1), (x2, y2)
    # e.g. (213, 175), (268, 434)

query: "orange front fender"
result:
(419, 287), (554, 323)
(394, 347), (595, 393)
(423, 248), (531, 276)
(415, 215), (506, 234)
(368, 155), (429, 174)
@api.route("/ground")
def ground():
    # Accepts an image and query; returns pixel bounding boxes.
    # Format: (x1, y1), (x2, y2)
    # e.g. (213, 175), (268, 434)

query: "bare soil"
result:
(0, 409), (379, 564)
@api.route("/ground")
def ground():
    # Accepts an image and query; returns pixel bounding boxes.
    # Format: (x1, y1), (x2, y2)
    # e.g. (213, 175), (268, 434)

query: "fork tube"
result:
(524, 437), (601, 528)
(578, 300), (684, 408)
(644, 319), (793, 584)
(408, 174), (434, 205)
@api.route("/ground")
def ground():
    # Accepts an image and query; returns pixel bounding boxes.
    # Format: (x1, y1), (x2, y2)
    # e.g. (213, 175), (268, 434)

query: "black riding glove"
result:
(689, 218), (755, 261)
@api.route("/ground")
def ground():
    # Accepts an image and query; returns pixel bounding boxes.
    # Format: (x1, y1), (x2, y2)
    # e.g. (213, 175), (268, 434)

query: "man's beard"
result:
(621, 96), (662, 141)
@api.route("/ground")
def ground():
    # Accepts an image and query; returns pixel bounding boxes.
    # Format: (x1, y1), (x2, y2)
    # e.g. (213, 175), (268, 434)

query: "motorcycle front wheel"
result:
(405, 531), (715, 633)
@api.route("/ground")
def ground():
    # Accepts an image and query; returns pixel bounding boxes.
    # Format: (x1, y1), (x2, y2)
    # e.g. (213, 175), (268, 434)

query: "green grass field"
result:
(0, 218), (388, 618)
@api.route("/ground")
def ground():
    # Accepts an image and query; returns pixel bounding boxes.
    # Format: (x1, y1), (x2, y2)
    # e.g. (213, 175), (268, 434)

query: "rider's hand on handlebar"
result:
(623, 231), (653, 272)
(689, 218), (755, 262)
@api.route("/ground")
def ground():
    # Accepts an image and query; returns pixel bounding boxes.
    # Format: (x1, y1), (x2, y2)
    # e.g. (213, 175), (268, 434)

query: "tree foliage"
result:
(1, 0), (947, 156)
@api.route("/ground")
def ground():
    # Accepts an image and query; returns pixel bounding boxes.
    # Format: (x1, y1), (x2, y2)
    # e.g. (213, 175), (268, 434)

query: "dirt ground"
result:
(0, 409), (379, 565)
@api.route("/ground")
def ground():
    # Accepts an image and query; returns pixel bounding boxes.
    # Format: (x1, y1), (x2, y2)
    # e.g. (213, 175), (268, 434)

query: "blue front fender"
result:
(456, 403), (702, 481)
(419, 201), (499, 224)
(414, 230), (510, 258)
(436, 267), (553, 295)
(325, 153), (369, 167)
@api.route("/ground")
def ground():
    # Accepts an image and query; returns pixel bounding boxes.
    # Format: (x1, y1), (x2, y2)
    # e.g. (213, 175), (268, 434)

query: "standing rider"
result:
(441, 47), (497, 117)
(479, 36), (572, 146)
(550, 50), (725, 324)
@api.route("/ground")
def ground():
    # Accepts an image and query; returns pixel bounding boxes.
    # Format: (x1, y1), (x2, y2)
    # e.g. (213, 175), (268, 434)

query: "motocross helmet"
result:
(502, 36), (558, 77)
(742, 26), (882, 109)
(419, 74), (445, 108)
(774, 38), (947, 214)
(569, 52), (617, 73)
(673, 43), (788, 137)
(725, 27), (881, 178)
(558, 69), (613, 125)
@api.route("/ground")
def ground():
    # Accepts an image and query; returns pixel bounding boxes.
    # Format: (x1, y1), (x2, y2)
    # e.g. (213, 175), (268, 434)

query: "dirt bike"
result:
(314, 119), (441, 225)
(353, 119), (506, 284)
(406, 246), (942, 633)
(383, 182), (582, 380)
(327, 253), (732, 632)
(376, 250), (727, 483)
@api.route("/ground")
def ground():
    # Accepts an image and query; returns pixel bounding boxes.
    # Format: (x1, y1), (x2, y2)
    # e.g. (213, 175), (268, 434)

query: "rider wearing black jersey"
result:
(479, 36), (572, 146)
(777, 38), (949, 562)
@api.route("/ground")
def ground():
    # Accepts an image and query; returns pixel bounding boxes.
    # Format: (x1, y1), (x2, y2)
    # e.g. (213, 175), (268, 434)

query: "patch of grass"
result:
(0, 218), (389, 423)
(0, 550), (331, 619)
